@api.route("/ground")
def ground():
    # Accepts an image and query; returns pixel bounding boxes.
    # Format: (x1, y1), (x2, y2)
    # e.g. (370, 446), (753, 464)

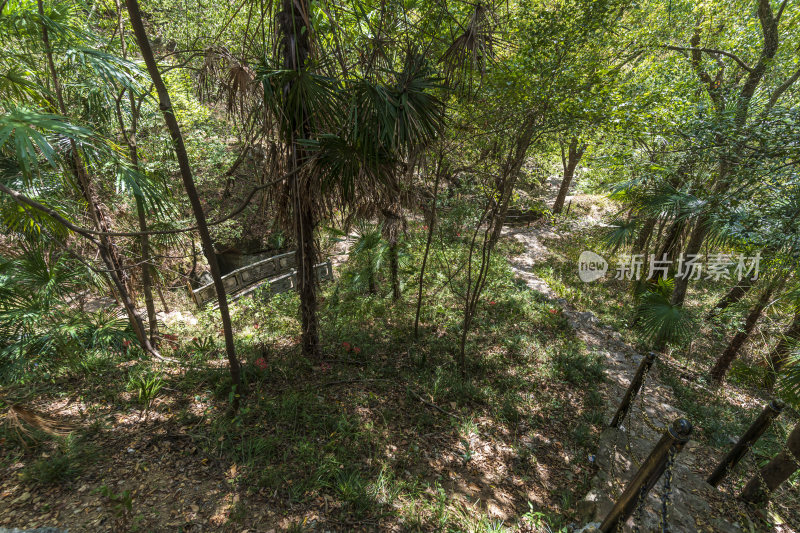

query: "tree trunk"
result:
(279, 0), (321, 359)
(38, 0), (157, 357)
(134, 185), (158, 343)
(710, 282), (777, 383)
(459, 117), (537, 375)
(740, 422), (800, 505)
(382, 207), (403, 302)
(415, 159), (442, 338)
(655, 218), (685, 266)
(672, 3), (780, 309)
(125, 0), (242, 406)
(115, 0), (158, 344)
(552, 137), (586, 214)
(295, 197), (320, 358)
(765, 313), (800, 389)
(389, 242), (400, 301)
(708, 278), (754, 318)
(670, 214), (709, 307)
(632, 216), (657, 257)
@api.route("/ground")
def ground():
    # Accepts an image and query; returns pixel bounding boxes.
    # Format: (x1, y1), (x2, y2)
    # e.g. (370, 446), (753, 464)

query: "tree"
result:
(667, 0), (796, 308)
(113, 0), (158, 344)
(553, 136), (587, 214)
(765, 313), (800, 389)
(0, 0), (161, 357)
(259, 0), (444, 358)
(710, 279), (782, 383)
(740, 422), (800, 505)
(125, 0), (243, 407)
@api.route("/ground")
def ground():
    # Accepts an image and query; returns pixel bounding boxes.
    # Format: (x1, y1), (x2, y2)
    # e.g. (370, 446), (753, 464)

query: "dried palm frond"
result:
(197, 47), (225, 103)
(441, 3), (498, 90)
(4, 404), (74, 446)
(225, 62), (257, 118)
(197, 46), (260, 122)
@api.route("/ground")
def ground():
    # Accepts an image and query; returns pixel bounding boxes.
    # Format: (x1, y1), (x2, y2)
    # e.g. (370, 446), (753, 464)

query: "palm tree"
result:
(1, 18), (159, 358)
(765, 313), (800, 389)
(259, 0), (444, 358)
(709, 278), (784, 383)
(37, 0), (158, 355)
(667, 0), (789, 308)
(113, 0), (158, 345)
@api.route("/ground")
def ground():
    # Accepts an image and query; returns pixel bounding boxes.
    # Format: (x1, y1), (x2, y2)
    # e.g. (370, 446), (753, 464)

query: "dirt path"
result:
(503, 222), (745, 532)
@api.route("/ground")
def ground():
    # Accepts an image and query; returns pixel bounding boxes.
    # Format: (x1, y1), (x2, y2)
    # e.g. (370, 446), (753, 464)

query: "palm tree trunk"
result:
(125, 0), (242, 406)
(632, 216), (657, 256)
(740, 422), (800, 505)
(655, 218), (685, 265)
(389, 242), (400, 300)
(135, 195), (158, 343)
(279, 0), (321, 359)
(38, 0), (156, 357)
(156, 276), (170, 312)
(710, 282), (777, 383)
(552, 137), (586, 214)
(382, 208), (403, 302)
(295, 195), (321, 358)
(708, 278), (754, 318)
(765, 313), (800, 389)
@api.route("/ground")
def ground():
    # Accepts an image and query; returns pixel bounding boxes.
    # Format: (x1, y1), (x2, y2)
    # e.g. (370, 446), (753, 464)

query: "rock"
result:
(574, 311), (598, 326)
(576, 488), (612, 524)
(572, 522), (601, 533)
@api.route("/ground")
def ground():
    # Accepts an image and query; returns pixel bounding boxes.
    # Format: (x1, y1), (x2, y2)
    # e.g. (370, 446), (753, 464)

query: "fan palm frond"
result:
(636, 277), (692, 345)
(778, 349), (800, 407)
(602, 219), (638, 252)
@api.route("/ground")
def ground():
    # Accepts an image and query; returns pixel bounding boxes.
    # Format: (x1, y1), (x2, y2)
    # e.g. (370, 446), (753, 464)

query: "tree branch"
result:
(665, 45), (753, 73)
(775, 0), (789, 24)
(765, 66), (800, 112)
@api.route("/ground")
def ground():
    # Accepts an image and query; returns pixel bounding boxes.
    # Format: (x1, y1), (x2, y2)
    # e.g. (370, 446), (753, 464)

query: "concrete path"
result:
(503, 222), (743, 532)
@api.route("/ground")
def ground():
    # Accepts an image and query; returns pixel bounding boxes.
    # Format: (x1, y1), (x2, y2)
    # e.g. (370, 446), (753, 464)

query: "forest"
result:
(1, 0), (800, 531)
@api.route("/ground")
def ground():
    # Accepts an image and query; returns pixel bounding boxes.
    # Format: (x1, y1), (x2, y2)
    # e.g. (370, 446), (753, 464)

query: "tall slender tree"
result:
(124, 0), (242, 407)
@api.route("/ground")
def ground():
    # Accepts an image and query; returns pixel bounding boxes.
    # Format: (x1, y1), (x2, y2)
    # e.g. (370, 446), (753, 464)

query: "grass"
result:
(0, 215), (610, 531)
(19, 434), (98, 486)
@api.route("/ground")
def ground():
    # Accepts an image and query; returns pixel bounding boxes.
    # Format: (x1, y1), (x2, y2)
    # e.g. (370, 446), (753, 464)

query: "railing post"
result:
(707, 399), (784, 487)
(598, 418), (692, 533)
(609, 352), (656, 428)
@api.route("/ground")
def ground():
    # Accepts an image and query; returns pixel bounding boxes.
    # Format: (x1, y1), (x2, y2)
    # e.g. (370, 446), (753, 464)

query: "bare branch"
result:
(765, 66), (800, 112)
(665, 45), (753, 73)
(775, 0), (789, 24)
